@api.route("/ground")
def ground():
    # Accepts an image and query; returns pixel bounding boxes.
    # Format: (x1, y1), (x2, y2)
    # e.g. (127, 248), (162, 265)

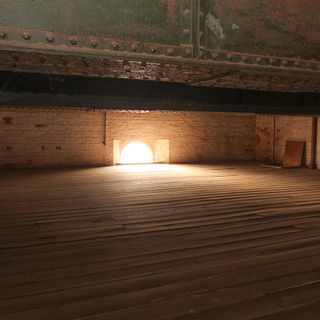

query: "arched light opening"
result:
(119, 141), (154, 164)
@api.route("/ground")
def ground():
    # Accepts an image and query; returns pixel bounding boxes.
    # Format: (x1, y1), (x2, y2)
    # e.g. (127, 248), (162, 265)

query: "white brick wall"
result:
(256, 115), (275, 162)
(0, 108), (256, 168)
(106, 111), (256, 164)
(256, 115), (313, 166)
(0, 108), (107, 168)
(2, 108), (319, 169)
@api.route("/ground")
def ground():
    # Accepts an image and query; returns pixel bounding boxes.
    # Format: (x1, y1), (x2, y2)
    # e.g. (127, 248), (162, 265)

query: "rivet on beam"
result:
(22, 33), (31, 40)
(46, 36), (54, 43)
(150, 47), (157, 54)
(167, 48), (173, 55)
(0, 32), (7, 39)
(211, 53), (218, 60)
(70, 39), (78, 45)
(112, 42), (119, 50)
(131, 44), (137, 52)
(183, 29), (190, 37)
(91, 40), (98, 48)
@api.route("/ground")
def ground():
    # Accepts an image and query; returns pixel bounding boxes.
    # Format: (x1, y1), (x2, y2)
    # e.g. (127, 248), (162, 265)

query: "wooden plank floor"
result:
(1, 163), (320, 320)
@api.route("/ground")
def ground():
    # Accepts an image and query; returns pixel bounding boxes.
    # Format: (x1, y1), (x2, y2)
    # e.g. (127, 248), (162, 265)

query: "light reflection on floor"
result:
(115, 163), (188, 173)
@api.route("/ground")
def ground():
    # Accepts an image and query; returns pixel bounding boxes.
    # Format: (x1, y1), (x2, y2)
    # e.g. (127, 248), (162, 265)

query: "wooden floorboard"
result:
(1, 163), (320, 319)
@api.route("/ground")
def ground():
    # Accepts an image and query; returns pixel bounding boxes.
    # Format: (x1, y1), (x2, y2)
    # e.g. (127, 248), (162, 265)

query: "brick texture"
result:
(1, 108), (256, 168)
(256, 115), (275, 163)
(2, 108), (319, 169)
(0, 108), (107, 168)
(256, 115), (315, 166)
(106, 111), (256, 164)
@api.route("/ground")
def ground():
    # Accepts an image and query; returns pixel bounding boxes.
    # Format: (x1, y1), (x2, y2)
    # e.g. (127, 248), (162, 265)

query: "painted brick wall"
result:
(106, 111), (256, 164)
(256, 115), (314, 166)
(0, 108), (107, 168)
(256, 115), (275, 162)
(1, 108), (256, 168)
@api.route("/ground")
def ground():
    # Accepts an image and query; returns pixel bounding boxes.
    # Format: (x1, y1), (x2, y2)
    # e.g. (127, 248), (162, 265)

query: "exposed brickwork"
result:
(256, 115), (316, 166)
(3, 108), (320, 169)
(0, 108), (256, 168)
(256, 115), (275, 162)
(0, 108), (107, 168)
(106, 111), (256, 164)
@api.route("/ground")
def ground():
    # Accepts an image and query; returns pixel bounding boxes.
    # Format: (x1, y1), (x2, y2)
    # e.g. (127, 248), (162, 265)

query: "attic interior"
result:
(1, 1), (320, 319)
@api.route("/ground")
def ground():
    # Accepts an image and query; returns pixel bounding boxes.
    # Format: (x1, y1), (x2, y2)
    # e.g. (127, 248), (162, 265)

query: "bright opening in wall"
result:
(119, 141), (154, 164)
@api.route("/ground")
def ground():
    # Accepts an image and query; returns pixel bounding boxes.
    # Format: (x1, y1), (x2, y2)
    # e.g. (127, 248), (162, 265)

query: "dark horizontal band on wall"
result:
(1, 92), (320, 115)
(0, 71), (319, 115)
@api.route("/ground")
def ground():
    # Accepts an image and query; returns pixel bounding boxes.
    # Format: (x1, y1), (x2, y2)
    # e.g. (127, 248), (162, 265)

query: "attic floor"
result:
(1, 163), (320, 320)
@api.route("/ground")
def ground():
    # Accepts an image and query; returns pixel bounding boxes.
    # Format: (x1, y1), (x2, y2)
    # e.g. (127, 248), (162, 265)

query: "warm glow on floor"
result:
(119, 141), (154, 164)
(116, 164), (187, 173)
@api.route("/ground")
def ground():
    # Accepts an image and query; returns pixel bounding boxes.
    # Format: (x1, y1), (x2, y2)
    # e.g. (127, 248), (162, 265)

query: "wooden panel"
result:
(1, 163), (320, 319)
(282, 141), (305, 168)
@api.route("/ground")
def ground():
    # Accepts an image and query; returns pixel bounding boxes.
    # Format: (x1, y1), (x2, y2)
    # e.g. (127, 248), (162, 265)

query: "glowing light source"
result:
(119, 141), (154, 164)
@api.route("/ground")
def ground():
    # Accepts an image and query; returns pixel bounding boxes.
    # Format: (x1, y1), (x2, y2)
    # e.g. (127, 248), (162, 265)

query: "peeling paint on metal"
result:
(232, 23), (240, 31)
(206, 13), (225, 40)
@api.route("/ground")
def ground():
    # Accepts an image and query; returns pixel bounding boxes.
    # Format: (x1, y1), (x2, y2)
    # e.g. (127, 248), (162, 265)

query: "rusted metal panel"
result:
(0, 0), (196, 58)
(206, 0), (320, 60)
(0, 0), (319, 93)
(0, 0), (181, 45)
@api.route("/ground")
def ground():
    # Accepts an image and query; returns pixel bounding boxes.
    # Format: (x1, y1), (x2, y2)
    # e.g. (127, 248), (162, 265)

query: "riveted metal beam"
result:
(0, 48), (319, 93)
(0, 0), (319, 92)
